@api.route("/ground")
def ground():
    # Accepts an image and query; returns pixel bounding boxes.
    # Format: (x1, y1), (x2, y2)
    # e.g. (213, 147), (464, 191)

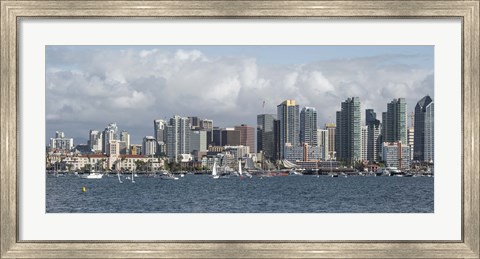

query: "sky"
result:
(46, 45), (434, 145)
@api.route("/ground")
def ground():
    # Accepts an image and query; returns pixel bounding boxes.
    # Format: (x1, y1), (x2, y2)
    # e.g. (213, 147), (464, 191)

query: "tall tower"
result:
(414, 95), (434, 162)
(300, 107), (318, 147)
(365, 109), (381, 162)
(277, 100), (300, 159)
(424, 102), (434, 162)
(335, 97), (361, 164)
(166, 116), (191, 162)
(383, 98), (407, 144)
(102, 123), (118, 153)
(257, 114), (276, 159)
(154, 119), (167, 155)
(325, 123), (336, 159)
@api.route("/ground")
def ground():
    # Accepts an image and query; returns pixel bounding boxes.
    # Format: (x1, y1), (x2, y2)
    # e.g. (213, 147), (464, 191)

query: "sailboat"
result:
(238, 160), (252, 179)
(212, 161), (220, 179)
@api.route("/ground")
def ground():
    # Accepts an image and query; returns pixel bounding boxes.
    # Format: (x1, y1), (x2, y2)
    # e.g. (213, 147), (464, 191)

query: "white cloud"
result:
(46, 47), (434, 144)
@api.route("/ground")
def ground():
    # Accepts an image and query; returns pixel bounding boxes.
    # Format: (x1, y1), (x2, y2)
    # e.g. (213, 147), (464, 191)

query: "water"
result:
(46, 174), (433, 213)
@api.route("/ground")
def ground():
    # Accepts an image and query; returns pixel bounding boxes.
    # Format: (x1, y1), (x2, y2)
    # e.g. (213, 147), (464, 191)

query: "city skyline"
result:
(46, 45), (434, 144)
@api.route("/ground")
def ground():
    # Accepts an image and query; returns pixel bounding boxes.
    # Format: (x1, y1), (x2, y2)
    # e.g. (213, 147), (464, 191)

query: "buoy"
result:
(82, 186), (86, 193)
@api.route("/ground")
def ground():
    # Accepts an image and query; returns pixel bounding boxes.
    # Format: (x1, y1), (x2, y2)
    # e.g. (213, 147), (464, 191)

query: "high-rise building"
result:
(49, 131), (73, 151)
(361, 126), (368, 161)
(120, 130), (130, 154)
(424, 102), (434, 162)
(317, 129), (329, 160)
(166, 116), (191, 162)
(414, 95), (434, 162)
(199, 119), (213, 131)
(277, 100), (300, 159)
(300, 107), (318, 147)
(325, 123), (336, 160)
(154, 119), (167, 156)
(335, 97), (361, 164)
(88, 130), (102, 152)
(102, 123), (118, 153)
(153, 120), (167, 142)
(221, 128), (241, 146)
(189, 130), (207, 153)
(234, 124), (255, 153)
(273, 119), (281, 160)
(257, 114), (276, 159)
(407, 112), (415, 161)
(382, 142), (411, 169)
(188, 116), (200, 129)
(383, 98), (407, 144)
(142, 136), (157, 156)
(365, 109), (381, 162)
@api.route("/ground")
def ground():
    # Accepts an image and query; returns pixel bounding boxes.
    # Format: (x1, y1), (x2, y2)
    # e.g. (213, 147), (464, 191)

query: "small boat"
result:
(238, 160), (252, 179)
(289, 170), (303, 176)
(160, 171), (179, 180)
(82, 172), (103, 179)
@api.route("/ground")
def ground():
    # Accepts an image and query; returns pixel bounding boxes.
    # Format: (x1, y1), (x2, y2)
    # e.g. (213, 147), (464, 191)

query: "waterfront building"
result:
(190, 129), (207, 153)
(317, 129), (328, 160)
(383, 98), (407, 144)
(284, 143), (323, 162)
(257, 114), (276, 159)
(234, 124), (255, 153)
(382, 142), (411, 169)
(49, 131), (73, 151)
(361, 126), (368, 161)
(277, 100), (300, 159)
(414, 95), (434, 162)
(224, 145), (250, 160)
(303, 144), (323, 162)
(102, 123), (119, 153)
(283, 143), (304, 162)
(166, 115), (191, 162)
(142, 136), (157, 156)
(325, 123), (336, 160)
(300, 107), (318, 147)
(88, 130), (102, 152)
(365, 109), (382, 162)
(335, 97), (361, 164)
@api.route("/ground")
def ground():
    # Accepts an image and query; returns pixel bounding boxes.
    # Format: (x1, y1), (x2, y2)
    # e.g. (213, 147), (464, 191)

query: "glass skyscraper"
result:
(414, 95), (434, 162)
(335, 97), (361, 164)
(300, 107), (318, 147)
(383, 98), (407, 144)
(277, 100), (300, 159)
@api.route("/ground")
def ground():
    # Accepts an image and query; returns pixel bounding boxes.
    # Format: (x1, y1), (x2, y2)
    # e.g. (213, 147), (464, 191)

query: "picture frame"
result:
(1, 0), (478, 258)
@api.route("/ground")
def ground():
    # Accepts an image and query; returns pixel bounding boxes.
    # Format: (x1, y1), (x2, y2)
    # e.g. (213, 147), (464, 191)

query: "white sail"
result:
(212, 161), (220, 179)
(238, 160), (242, 176)
(212, 161), (217, 176)
(117, 172), (123, 183)
(131, 170), (135, 183)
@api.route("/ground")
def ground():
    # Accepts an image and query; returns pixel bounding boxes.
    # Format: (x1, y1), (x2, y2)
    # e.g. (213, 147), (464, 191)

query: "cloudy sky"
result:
(46, 45), (434, 144)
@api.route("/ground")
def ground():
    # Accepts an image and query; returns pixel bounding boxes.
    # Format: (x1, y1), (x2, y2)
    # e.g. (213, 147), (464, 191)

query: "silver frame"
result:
(1, 1), (479, 258)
